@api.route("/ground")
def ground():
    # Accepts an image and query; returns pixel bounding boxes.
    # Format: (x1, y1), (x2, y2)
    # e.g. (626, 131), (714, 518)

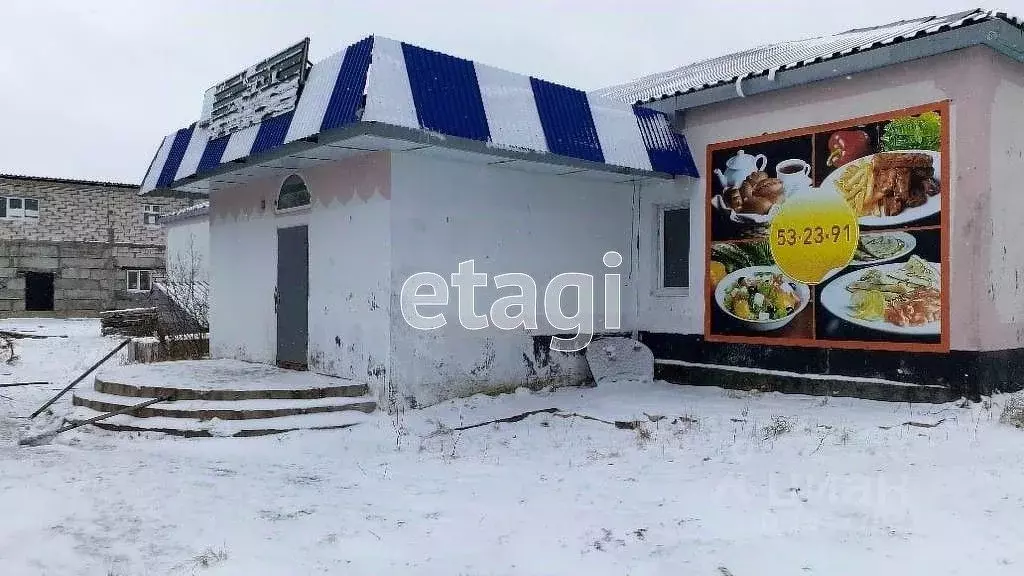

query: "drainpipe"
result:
(631, 180), (641, 341)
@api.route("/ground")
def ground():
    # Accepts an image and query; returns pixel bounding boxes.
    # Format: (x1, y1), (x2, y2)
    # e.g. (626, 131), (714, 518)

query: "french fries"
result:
(835, 159), (877, 216)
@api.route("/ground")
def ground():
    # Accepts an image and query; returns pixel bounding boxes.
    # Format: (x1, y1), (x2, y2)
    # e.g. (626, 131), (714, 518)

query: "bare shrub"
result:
(762, 416), (793, 440)
(634, 422), (653, 447)
(169, 545), (228, 574)
(146, 235), (209, 362)
(192, 547), (228, 569)
(999, 394), (1024, 428)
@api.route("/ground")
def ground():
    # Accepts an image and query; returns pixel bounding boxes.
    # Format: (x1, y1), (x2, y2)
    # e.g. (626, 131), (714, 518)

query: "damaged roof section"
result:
(597, 8), (1024, 105)
(160, 201), (209, 225)
(141, 35), (698, 194)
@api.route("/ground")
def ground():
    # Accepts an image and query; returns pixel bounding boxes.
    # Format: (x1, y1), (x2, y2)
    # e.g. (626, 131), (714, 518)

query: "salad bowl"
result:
(714, 266), (810, 332)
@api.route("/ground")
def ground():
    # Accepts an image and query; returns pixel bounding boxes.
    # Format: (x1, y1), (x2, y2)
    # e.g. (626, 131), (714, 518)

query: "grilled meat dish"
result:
(870, 152), (939, 217)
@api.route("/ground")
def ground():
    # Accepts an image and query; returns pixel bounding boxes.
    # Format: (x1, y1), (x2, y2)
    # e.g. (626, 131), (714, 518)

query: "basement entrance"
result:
(25, 272), (54, 311)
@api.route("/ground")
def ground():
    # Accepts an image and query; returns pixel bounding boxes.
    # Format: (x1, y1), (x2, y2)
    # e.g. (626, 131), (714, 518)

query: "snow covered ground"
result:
(2, 319), (1023, 575)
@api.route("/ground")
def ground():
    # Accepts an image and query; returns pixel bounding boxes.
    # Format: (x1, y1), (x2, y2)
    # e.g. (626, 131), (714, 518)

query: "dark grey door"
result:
(276, 225), (309, 369)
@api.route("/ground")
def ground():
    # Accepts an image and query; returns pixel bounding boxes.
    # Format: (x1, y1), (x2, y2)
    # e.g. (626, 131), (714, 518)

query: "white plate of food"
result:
(849, 231), (917, 266)
(822, 150), (941, 228)
(714, 266), (810, 332)
(819, 256), (941, 336)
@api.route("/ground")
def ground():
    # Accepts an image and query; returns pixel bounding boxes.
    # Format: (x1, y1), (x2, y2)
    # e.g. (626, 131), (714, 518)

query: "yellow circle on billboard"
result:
(769, 190), (859, 285)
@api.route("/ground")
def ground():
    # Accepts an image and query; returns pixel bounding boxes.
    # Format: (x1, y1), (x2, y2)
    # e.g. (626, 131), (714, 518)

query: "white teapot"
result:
(714, 149), (767, 189)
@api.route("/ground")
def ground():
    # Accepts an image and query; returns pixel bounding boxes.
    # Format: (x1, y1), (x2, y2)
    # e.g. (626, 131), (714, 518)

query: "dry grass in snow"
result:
(1, 320), (1024, 575)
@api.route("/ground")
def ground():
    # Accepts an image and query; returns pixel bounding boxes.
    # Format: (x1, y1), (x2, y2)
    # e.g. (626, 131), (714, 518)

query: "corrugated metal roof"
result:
(160, 201), (209, 224)
(0, 174), (138, 189)
(141, 34), (699, 192)
(597, 8), (1023, 104)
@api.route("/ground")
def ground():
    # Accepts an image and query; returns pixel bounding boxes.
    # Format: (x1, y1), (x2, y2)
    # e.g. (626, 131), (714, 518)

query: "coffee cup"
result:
(776, 159), (811, 193)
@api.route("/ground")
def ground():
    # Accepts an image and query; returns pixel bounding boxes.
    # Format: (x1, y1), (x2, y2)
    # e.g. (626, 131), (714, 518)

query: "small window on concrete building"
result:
(658, 206), (690, 291)
(277, 175), (310, 211)
(143, 204), (160, 225)
(127, 269), (153, 292)
(25, 272), (54, 311)
(0, 197), (40, 220)
(7, 198), (23, 218)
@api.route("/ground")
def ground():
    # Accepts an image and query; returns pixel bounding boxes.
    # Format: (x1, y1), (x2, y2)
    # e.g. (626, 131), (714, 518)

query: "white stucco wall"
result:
(389, 152), (637, 407)
(984, 54), (1024, 350)
(208, 152), (392, 393)
(304, 154), (392, 402)
(636, 46), (1008, 351)
(209, 183), (282, 364)
(165, 217), (210, 283)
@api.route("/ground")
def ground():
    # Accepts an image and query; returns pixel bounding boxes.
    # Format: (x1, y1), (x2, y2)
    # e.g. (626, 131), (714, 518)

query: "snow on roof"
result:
(141, 35), (698, 193)
(596, 8), (1023, 104)
(160, 201), (209, 224)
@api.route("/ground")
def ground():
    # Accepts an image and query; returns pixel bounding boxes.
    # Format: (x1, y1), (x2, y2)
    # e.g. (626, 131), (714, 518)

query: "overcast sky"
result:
(0, 0), (1007, 184)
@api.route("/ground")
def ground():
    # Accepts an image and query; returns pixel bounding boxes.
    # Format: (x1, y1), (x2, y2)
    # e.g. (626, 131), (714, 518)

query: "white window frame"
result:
(0, 196), (39, 220)
(653, 203), (691, 297)
(23, 198), (39, 219)
(143, 204), (160, 226)
(126, 269), (153, 293)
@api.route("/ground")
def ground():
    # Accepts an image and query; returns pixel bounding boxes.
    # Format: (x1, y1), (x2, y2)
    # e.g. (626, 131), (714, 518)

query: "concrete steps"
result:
(67, 406), (371, 437)
(94, 378), (369, 401)
(68, 359), (378, 437)
(73, 389), (376, 421)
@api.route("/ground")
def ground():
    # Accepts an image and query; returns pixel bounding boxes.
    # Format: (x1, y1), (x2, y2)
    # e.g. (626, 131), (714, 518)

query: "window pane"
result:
(0, 198), (7, 218)
(24, 199), (38, 211)
(278, 174), (310, 210)
(140, 271), (152, 291)
(662, 208), (690, 288)
(8, 198), (23, 218)
(127, 271), (138, 290)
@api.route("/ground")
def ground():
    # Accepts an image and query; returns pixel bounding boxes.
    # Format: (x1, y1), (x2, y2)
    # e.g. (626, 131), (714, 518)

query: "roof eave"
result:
(640, 19), (1023, 114)
(155, 120), (686, 195)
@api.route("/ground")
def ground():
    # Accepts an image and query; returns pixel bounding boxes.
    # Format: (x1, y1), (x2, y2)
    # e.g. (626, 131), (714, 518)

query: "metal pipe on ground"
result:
(19, 395), (174, 446)
(0, 381), (49, 388)
(29, 338), (131, 419)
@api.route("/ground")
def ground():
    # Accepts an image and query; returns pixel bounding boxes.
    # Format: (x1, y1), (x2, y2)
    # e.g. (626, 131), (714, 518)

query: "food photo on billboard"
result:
(705, 102), (949, 351)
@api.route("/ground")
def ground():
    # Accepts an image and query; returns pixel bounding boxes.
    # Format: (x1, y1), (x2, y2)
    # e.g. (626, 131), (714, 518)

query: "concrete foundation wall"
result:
(0, 240), (165, 316)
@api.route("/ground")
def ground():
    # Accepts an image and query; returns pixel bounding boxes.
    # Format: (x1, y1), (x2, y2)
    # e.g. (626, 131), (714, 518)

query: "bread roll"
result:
(752, 178), (784, 202)
(742, 196), (773, 215)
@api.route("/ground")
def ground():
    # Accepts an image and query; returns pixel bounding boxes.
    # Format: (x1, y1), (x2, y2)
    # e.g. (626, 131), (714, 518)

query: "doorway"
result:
(276, 225), (309, 370)
(25, 272), (54, 311)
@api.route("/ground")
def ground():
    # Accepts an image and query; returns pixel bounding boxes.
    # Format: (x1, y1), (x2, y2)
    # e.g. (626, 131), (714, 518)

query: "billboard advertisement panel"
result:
(705, 102), (950, 351)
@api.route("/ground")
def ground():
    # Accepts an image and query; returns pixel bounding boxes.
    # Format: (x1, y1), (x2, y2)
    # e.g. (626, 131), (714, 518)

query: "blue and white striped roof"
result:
(141, 36), (698, 193)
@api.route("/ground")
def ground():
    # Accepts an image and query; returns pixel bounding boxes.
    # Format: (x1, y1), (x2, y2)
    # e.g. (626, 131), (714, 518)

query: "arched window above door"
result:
(277, 174), (311, 211)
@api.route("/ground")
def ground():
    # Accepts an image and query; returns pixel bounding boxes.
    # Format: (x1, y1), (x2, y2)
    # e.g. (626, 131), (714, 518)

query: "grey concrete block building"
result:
(0, 174), (193, 316)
